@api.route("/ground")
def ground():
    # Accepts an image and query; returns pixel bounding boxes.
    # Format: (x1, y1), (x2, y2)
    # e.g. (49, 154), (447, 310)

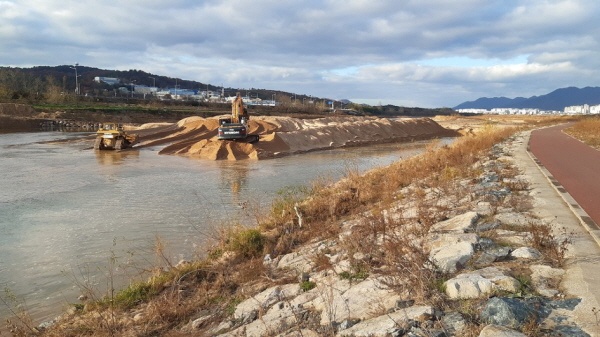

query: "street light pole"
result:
(70, 63), (79, 95)
(149, 77), (155, 96)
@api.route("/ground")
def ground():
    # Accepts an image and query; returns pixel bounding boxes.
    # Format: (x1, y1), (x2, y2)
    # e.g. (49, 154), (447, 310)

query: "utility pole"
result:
(149, 76), (156, 97)
(70, 63), (79, 95)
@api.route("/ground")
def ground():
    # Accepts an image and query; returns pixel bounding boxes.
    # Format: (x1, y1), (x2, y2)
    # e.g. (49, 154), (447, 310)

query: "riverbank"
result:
(15, 116), (598, 337)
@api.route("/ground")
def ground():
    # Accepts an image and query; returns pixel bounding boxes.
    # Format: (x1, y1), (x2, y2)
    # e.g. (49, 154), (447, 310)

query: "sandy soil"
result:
(133, 115), (458, 160)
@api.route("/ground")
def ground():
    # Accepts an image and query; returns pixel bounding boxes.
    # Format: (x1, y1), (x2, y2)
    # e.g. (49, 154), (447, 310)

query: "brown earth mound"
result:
(134, 115), (458, 160)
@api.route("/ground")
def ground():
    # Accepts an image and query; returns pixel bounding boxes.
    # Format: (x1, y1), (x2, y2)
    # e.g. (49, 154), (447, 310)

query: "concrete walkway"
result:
(513, 130), (600, 336)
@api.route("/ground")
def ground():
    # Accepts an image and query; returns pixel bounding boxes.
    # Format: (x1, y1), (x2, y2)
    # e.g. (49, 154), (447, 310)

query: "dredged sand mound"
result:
(133, 115), (457, 160)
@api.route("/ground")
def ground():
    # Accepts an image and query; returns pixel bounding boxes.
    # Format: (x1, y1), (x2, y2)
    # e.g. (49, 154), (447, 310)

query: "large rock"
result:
(445, 267), (520, 299)
(220, 289), (322, 337)
(337, 305), (434, 336)
(234, 284), (301, 322)
(231, 301), (300, 337)
(277, 251), (314, 273)
(430, 211), (479, 233)
(480, 297), (536, 329)
(430, 241), (474, 273)
(441, 311), (467, 335)
(305, 276), (401, 326)
(510, 247), (542, 260)
(445, 273), (492, 299)
(474, 245), (511, 267)
(426, 232), (479, 252)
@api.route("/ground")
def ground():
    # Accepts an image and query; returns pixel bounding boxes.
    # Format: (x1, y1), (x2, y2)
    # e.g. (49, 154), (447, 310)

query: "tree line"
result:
(0, 66), (454, 116)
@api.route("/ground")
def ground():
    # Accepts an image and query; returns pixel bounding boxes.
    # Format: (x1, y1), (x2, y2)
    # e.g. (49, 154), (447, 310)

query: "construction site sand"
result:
(134, 115), (458, 160)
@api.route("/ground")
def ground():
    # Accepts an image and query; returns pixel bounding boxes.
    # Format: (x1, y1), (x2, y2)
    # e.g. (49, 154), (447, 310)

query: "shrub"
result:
(299, 280), (316, 292)
(526, 222), (572, 267)
(227, 228), (265, 258)
(111, 282), (154, 309)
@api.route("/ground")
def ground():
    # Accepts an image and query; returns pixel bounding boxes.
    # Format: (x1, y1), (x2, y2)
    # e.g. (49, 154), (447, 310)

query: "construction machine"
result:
(217, 93), (259, 143)
(94, 123), (138, 150)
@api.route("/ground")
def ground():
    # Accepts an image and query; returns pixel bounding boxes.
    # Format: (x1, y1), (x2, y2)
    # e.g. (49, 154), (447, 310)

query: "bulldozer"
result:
(217, 93), (259, 143)
(94, 123), (138, 150)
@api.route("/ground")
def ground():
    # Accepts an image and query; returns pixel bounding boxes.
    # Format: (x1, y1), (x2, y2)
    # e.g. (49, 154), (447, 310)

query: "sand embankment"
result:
(134, 115), (458, 160)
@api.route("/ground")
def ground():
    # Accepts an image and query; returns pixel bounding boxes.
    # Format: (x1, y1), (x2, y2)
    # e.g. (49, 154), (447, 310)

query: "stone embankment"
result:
(184, 133), (593, 336)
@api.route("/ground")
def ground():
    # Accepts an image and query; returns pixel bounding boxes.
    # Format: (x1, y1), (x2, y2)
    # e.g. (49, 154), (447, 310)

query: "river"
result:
(0, 131), (443, 325)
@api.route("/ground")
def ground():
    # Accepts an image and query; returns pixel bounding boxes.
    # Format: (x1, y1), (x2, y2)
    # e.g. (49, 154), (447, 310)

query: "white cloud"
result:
(1, 0), (600, 107)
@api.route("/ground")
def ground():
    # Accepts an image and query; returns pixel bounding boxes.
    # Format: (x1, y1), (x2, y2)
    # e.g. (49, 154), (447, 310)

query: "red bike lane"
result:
(529, 124), (600, 227)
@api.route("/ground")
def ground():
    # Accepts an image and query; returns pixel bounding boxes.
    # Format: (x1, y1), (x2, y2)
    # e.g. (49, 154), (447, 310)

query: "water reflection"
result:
(94, 150), (140, 165)
(218, 161), (250, 202)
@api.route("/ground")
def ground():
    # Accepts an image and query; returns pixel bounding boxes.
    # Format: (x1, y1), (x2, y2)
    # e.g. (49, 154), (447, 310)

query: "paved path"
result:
(529, 124), (600, 236)
(513, 130), (600, 336)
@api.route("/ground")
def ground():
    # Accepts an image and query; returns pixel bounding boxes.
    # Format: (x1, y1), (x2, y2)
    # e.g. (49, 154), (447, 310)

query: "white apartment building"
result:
(564, 104), (590, 114)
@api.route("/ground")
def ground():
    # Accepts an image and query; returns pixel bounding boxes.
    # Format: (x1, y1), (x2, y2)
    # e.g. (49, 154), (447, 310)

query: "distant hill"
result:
(1, 65), (458, 116)
(0, 65), (309, 102)
(454, 86), (600, 111)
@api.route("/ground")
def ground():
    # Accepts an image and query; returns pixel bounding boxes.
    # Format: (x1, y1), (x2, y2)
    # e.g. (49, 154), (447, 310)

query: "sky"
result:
(2, 0), (600, 108)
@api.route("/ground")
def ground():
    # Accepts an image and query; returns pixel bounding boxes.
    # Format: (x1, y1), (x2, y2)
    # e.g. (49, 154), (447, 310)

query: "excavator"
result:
(217, 93), (259, 143)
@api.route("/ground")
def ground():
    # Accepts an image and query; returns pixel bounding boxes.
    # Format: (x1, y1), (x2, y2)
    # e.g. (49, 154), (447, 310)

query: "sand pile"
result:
(134, 115), (457, 160)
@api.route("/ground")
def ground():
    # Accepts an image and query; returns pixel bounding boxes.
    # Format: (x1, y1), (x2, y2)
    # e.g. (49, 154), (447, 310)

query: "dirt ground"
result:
(132, 115), (459, 160)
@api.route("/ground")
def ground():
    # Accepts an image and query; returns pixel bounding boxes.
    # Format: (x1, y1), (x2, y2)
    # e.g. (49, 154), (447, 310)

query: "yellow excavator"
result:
(217, 93), (259, 143)
(94, 123), (138, 150)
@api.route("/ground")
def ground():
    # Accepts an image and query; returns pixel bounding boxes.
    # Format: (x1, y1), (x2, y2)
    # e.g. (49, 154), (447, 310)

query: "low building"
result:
(94, 77), (120, 85)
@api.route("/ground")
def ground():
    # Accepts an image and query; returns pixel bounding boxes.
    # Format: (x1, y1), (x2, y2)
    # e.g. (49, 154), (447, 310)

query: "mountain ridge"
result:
(454, 86), (600, 111)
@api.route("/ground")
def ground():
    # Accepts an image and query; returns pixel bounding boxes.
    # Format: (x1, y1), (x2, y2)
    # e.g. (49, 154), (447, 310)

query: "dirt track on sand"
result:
(132, 115), (458, 160)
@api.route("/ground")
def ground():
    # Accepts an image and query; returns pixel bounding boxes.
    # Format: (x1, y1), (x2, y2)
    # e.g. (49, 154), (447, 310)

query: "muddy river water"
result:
(0, 131), (446, 325)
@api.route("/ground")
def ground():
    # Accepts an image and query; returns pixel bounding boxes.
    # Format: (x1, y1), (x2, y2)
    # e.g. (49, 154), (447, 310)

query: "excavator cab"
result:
(217, 95), (259, 143)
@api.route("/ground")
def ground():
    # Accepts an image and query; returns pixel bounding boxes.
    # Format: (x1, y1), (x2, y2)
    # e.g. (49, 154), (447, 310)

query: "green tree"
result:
(44, 76), (66, 103)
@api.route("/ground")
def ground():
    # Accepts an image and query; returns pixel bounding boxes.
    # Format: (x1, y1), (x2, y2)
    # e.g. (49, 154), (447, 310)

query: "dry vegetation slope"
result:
(133, 116), (459, 160)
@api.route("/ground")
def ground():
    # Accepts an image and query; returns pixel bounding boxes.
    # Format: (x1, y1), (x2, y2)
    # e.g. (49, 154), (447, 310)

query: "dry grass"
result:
(564, 116), (600, 149)
(526, 222), (572, 268)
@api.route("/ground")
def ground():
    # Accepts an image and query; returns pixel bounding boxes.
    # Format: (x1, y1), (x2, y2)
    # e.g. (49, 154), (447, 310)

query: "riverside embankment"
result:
(24, 119), (600, 337)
